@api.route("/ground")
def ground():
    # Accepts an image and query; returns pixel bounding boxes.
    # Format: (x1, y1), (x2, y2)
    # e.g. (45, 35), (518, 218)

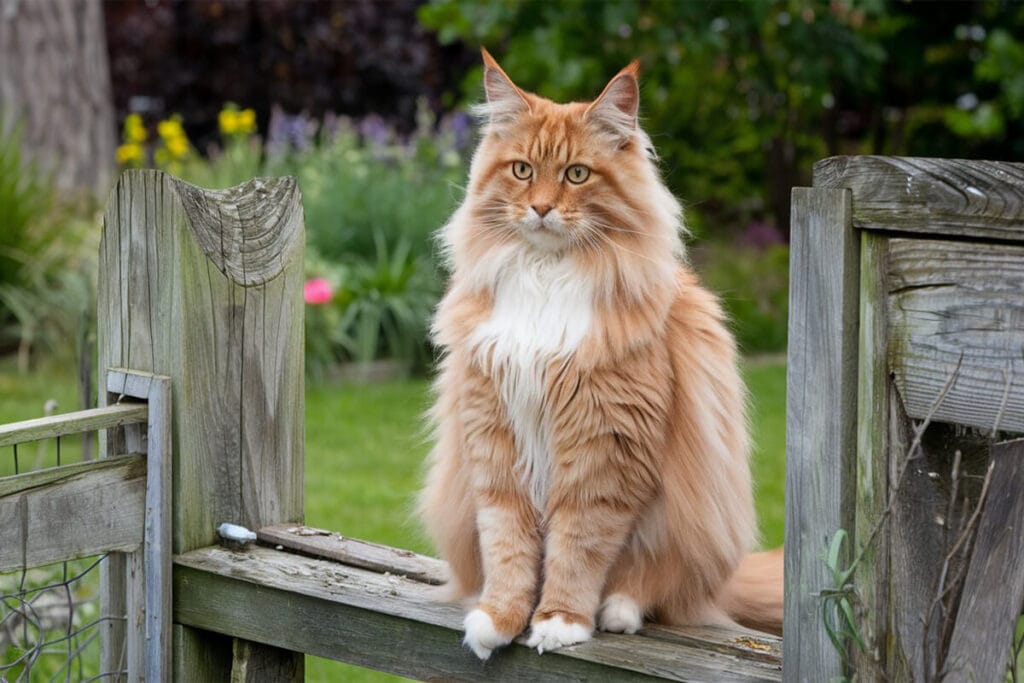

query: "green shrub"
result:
(0, 119), (98, 372)
(696, 242), (789, 355)
(275, 110), (466, 267)
(305, 233), (440, 381)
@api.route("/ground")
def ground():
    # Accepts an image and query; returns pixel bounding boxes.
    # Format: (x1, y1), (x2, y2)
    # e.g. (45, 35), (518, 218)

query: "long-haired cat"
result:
(420, 49), (783, 660)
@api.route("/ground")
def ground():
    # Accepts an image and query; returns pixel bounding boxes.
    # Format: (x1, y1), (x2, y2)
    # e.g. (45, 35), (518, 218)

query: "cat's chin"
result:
(519, 227), (569, 253)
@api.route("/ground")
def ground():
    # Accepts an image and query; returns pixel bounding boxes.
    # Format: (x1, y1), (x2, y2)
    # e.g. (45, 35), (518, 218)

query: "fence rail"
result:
(0, 369), (170, 682)
(0, 402), (152, 682)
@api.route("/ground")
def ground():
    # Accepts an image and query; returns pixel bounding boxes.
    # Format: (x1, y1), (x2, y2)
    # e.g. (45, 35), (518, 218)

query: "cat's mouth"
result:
(519, 209), (569, 251)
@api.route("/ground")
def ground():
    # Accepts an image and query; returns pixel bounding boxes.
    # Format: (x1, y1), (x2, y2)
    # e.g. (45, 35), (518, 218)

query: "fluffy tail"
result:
(717, 547), (784, 635)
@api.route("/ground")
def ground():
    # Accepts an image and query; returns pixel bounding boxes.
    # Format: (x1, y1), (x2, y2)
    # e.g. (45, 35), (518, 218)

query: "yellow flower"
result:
(116, 142), (143, 165)
(219, 109), (239, 135)
(237, 108), (256, 134)
(165, 135), (189, 159)
(124, 114), (147, 144)
(158, 116), (186, 141)
(219, 106), (256, 136)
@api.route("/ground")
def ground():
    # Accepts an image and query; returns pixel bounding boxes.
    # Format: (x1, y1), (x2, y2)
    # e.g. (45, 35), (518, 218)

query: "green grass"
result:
(0, 356), (786, 681)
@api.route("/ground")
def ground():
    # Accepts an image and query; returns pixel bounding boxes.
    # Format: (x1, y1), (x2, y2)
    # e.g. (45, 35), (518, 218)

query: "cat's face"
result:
(467, 51), (654, 255)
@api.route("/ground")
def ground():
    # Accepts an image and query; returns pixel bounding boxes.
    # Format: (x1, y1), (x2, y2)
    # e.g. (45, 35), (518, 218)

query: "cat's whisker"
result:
(581, 224), (664, 268)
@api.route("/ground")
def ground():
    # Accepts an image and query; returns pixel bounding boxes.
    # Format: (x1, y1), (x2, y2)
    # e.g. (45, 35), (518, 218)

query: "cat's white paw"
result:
(526, 615), (592, 654)
(598, 593), (643, 634)
(463, 608), (512, 660)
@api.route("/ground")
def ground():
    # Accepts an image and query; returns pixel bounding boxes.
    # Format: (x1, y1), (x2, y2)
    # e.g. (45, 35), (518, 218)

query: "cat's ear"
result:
(585, 61), (640, 144)
(479, 48), (531, 127)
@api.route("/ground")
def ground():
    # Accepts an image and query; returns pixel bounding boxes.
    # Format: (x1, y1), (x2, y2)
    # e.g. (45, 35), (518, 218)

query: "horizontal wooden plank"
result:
(0, 455), (146, 572)
(886, 237), (1024, 432)
(174, 546), (782, 682)
(814, 156), (1024, 242)
(257, 524), (781, 669)
(257, 524), (447, 584)
(0, 402), (148, 448)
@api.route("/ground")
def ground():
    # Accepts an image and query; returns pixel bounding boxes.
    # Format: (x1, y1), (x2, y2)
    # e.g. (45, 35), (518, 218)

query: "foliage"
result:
(697, 242), (790, 354)
(821, 529), (865, 679)
(419, 0), (1024, 234)
(103, 0), (471, 152)
(274, 104), (467, 268)
(305, 234), (439, 379)
(0, 120), (98, 372)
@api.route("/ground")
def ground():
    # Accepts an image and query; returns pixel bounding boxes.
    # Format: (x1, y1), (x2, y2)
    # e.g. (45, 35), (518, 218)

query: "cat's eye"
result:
(566, 164), (591, 184)
(512, 161), (533, 180)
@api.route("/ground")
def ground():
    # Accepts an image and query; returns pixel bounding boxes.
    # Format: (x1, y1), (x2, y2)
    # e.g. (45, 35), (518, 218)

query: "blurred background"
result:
(1, 1), (1022, 680)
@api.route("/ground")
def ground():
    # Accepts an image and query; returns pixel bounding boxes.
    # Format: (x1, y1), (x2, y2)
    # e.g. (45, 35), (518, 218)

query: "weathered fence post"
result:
(787, 156), (1024, 681)
(97, 169), (305, 680)
(783, 187), (858, 682)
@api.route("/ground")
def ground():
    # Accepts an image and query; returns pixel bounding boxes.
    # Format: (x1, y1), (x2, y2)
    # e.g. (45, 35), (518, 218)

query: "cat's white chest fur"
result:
(470, 252), (594, 510)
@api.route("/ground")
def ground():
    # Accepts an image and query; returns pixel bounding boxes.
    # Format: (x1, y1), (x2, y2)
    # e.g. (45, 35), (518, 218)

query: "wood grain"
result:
(852, 232), (891, 678)
(97, 169), (305, 680)
(814, 156), (1024, 241)
(98, 169), (305, 553)
(257, 523), (448, 584)
(174, 545), (782, 682)
(784, 187), (859, 681)
(886, 237), (1024, 433)
(0, 455), (145, 572)
(944, 439), (1024, 683)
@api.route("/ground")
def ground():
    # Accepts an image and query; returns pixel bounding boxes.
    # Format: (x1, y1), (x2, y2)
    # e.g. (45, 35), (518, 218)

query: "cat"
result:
(419, 48), (783, 661)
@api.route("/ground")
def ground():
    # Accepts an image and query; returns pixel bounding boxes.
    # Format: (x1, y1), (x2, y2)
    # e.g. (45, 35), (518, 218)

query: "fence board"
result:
(784, 187), (858, 681)
(175, 546), (782, 682)
(0, 455), (145, 572)
(257, 523), (447, 584)
(98, 169), (305, 678)
(944, 439), (1024, 682)
(886, 237), (1024, 433)
(0, 403), (147, 448)
(853, 232), (891, 678)
(813, 156), (1024, 241)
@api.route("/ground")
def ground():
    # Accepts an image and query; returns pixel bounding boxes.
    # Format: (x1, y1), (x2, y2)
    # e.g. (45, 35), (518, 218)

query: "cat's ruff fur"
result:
(420, 49), (783, 661)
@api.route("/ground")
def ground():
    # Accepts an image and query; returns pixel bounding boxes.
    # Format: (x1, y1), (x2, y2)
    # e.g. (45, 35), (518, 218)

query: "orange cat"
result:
(420, 49), (783, 660)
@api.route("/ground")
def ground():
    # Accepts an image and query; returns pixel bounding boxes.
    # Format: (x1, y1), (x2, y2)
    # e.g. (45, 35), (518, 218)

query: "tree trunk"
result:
(0, 0), (116, 199)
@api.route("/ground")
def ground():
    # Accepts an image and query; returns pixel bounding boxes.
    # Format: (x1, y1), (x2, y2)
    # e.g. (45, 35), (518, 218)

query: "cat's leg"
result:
(460, 369), (543, 660)
(526, 433), (657, 653)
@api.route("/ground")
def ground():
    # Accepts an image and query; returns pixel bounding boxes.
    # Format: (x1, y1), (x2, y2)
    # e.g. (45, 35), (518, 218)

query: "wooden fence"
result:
(785, 156), (1024, 681)
(3, 158), (1020, 681)
(0, 169), (782, 681)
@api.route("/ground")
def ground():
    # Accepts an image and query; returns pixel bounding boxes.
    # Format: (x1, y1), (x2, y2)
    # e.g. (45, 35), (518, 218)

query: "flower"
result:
(157, 117), (186, 141)
(165, 134), (189, 159)
(116, 143), (143, 165)
(304, 278), (333, 304)
(219, 105), (257, 136)
(124, 114), (147, 143)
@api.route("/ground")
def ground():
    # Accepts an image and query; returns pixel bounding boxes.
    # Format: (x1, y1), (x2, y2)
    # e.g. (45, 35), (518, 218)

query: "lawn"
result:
(0, 356), (786, 681)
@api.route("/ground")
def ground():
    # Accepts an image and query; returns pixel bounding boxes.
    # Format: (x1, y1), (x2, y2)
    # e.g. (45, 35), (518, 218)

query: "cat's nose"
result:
(531, 204), (553, 217)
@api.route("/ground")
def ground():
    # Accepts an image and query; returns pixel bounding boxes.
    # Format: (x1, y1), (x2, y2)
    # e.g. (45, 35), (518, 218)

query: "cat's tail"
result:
(717, 547), (784, 636)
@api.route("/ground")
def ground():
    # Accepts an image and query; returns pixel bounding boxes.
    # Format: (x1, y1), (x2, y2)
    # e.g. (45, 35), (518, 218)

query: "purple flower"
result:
(739, 220), (785, 250)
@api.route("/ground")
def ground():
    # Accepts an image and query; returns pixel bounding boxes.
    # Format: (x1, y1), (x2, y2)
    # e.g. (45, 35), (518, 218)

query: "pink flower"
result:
(304, 278), (333, 305)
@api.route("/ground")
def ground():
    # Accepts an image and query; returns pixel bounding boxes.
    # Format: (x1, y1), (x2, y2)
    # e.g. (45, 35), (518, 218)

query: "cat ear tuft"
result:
(586, 61), (641, 145)
(478, 48), (530, 128)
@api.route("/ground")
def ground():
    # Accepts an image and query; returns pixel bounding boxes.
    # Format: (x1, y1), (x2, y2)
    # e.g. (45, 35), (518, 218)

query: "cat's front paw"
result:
(463, 608), (514, 660)
(598, 593), (643, 634)
(526, 613), (593, 654)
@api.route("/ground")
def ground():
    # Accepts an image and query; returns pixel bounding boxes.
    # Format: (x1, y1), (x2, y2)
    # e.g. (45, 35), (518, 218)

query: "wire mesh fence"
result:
(1, 430), (124, 682)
